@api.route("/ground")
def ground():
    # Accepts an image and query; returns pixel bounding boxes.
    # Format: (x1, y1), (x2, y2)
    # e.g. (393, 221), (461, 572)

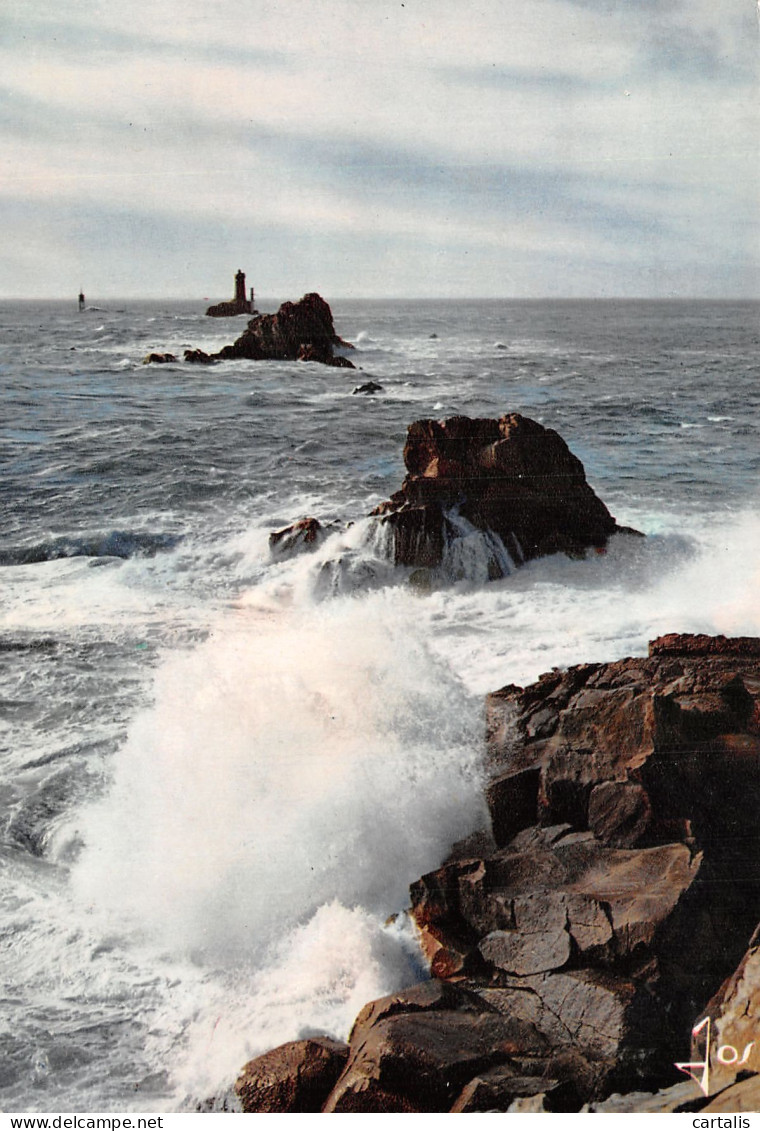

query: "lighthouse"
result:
(234, 270), (247, 307)
(206, 270), (257, 317)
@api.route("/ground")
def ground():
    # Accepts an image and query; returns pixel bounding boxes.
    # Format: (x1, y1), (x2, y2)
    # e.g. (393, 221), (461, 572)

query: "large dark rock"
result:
(269, 517), (329, 559)
(325, 1000), (550, 1112)
(693, 925), (760, 1096)
(409, 634), (760, 1099)
(215, 293), (355, 368)
(184, 348), (215, 365)
(372, 413), (640, 573)
(234, 1036), (349, 1112)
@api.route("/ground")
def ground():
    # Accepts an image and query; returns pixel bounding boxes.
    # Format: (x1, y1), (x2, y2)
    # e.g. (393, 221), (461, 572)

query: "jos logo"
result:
(675, 1017), (755, 1096)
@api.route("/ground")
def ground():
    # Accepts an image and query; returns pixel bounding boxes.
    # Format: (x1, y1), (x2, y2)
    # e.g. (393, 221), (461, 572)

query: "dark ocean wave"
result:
(0, 530), (183, 566)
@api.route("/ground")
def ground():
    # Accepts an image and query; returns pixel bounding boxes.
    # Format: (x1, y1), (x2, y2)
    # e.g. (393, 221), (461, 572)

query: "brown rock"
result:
(417, 926), (473, 979)
(650, 634), (760, 659)
(450, 1068), (576, 1112)
(702, 1075), (760, 1112)
(184, 348), (214, 364)
(269, 517), (329, 559)
(588, 781), (652, 847)
(372, 413), (641, 573)
(696, 930), (760, 1094)
(479, 922), (571, 976)
(324, 1009), (549, 1112)
(585, 1079), (705, 1111)
(234, 1036), (349, 1112)
(346, 979), (484, 1048)
(475, 969), (653, 1082)
(409, 635), (760, 1100)
(236, 634), (760, 1112)
(142, 352), (176, 364)
(411, 830), (700, 970)
(486, 767), (541, 846)
(216, 293), (354, 368)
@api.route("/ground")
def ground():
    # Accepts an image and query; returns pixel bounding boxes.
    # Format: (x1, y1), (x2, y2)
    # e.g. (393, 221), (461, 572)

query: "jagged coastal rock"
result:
(234, 634), (760, 1112)
(268, 517), (329, 558)
(371, 413), (641, 574)
(217, 293), (355, 368)
(179, 293), (355, 368)
(142, 352), (176, 364)
(205, 269), (256, 318)
(235, 1038), (349, 1112)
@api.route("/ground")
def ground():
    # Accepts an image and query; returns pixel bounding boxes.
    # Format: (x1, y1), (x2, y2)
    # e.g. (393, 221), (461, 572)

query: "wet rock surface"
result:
(371, 413), (642, 574)
(233, 634), (760, 1111)
(235, 1037), (349, 1113)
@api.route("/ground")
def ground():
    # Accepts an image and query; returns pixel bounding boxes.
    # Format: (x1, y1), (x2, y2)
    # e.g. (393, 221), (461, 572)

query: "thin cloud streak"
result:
(0, 0), (757, 297)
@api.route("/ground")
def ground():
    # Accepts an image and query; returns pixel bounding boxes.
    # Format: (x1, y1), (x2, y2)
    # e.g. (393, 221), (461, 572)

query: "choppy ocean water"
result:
(1, 297), (759, 1111)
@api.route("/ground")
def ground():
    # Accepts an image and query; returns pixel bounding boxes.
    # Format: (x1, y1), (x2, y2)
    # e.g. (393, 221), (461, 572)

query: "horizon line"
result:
(1, 294), (759, 304)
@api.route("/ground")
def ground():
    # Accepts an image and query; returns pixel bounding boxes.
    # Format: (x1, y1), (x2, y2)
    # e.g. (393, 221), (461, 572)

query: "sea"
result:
(1, 297), (759, 1112)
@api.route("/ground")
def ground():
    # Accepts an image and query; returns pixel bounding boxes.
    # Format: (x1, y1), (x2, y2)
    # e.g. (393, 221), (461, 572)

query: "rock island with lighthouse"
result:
(206, 269), (257, 317)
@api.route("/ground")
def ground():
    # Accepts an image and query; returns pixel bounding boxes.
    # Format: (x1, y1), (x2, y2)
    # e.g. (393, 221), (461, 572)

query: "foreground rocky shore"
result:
(231, 633), (760, 1113)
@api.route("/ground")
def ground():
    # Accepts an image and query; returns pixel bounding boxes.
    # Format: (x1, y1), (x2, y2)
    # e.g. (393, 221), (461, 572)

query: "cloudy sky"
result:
(2, 0), (758, 299)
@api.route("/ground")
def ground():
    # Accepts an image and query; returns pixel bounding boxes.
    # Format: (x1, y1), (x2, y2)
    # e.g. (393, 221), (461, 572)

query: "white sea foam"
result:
(71, 590), (483, 922)
(61, 585), (487, 1100)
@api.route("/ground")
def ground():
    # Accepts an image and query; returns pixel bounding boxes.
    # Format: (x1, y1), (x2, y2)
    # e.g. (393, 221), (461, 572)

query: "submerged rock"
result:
(142, 352), (176, 364)
(178, 293), (355, 368)
(352, 381), (384, 395)
(269, 517), (330, 559)
(371, 413), (642, 574)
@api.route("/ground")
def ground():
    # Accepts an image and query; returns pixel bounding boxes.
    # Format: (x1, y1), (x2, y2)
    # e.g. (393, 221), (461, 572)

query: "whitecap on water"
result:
(65, 587), (487, 1102)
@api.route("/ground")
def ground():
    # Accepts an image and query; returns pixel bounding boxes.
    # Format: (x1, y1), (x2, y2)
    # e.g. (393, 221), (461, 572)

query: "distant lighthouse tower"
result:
(205, 269), (257, 317)
(78, 290), (85, 312)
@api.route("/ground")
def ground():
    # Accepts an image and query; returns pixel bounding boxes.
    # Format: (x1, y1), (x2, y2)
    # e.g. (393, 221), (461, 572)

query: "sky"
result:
(1, 0), (758, 299)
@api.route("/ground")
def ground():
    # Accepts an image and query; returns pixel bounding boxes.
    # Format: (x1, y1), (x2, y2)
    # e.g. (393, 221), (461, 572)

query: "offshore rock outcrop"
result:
(206, 269), (255, 317)
(217, 293), (355, 368)
(372, 413), (641, 574)
(234, 634), (760, 1112)
(142, 352), (176, 364)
